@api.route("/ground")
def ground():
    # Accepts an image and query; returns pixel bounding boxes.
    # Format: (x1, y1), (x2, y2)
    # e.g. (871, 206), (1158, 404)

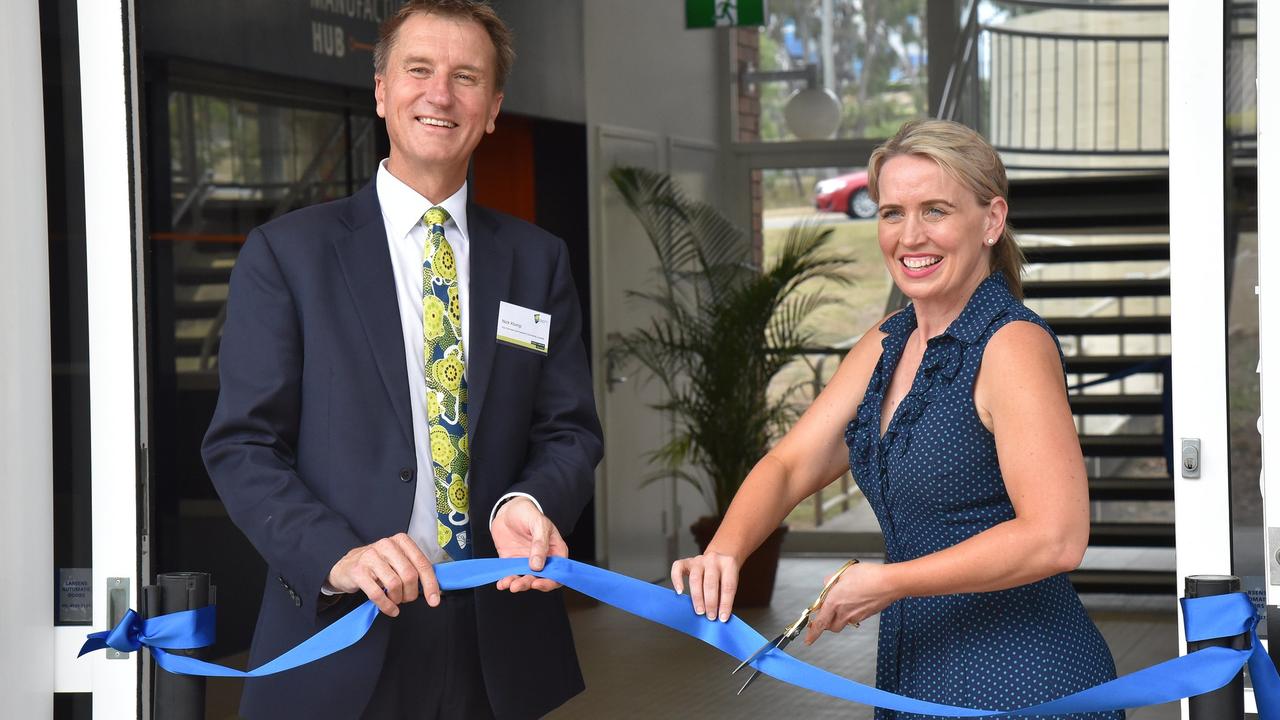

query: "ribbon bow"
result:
(78, 605), (215, 658)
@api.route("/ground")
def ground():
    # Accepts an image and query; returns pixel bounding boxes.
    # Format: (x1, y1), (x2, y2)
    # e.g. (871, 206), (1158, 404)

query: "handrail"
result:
(267, 118), (348, 220)
(170, 169), (214, 228)
(152, 232), (246, 244)
(966, 2), (1170, 163)
(983, 25), (1166, 42)
(792, 351), (863, 527)
(938, 0), (982, 122)
(990, 0), (1167, 11)
(175, 114), (371, 371)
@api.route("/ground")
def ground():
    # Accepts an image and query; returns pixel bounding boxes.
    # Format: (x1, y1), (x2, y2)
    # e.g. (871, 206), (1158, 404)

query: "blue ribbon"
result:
(80, 558), (1279, 717)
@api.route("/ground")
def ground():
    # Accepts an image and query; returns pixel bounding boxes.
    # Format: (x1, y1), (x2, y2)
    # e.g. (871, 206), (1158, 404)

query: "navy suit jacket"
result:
(202, 179), (603, 719)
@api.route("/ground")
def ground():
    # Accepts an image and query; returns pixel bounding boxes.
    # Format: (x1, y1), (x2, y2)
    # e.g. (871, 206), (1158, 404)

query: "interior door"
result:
(594, 126), (673, 581)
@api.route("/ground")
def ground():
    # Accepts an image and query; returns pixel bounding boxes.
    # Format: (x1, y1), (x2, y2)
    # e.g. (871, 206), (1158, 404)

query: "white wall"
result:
(584, 1), (722, 144)
(493, 0), (586, 124)
(584, 1), (726, 576)
(1, 1), (54, 715)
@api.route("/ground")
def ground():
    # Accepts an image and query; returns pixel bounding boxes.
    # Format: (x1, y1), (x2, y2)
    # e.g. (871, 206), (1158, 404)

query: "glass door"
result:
(140, 66), (381, 715)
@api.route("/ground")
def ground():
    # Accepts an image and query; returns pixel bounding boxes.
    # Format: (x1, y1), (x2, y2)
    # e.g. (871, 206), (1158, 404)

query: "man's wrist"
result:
(490, 492), (542, 527)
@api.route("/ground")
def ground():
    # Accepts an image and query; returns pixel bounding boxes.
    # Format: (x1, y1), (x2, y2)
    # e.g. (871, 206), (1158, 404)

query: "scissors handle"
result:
(733, 558), (862, 694)
(813, 558), (859, 611)
(782, 558), (858, 637)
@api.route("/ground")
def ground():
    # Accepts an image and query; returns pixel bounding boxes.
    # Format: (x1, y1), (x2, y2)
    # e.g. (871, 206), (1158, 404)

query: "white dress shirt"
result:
(375, 160), (539, 565)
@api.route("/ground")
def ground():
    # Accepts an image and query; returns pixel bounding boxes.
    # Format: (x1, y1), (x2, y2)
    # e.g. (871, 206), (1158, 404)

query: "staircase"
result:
(926, 0), (1185, 595)
(165, 195), (265, 390)
(1012, 175), (1175, 595)
(166, 185), (349, 388)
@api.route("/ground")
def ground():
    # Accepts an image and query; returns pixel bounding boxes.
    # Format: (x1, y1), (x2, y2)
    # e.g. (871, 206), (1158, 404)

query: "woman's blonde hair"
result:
(867, 119), (1024, 299)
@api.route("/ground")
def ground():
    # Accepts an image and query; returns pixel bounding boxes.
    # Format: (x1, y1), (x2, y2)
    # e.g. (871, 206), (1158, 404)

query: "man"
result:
(202, 2), (602, 717)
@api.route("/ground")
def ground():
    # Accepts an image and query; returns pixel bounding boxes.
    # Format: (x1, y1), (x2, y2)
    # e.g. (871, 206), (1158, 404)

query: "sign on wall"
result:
(686, 0), (766, 28)
(141, 0), (399, 89)
(57, 568), (92, 624)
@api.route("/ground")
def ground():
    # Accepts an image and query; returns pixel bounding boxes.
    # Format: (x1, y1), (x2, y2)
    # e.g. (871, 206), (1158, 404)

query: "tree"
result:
(755, 0), (928, 140)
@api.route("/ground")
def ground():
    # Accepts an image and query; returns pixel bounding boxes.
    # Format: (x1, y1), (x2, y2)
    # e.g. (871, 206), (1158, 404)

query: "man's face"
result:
(375, 12), (504, 192)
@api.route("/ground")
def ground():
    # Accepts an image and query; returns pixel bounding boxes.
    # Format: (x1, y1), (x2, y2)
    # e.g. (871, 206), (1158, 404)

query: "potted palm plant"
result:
(608, 166), (853, 606)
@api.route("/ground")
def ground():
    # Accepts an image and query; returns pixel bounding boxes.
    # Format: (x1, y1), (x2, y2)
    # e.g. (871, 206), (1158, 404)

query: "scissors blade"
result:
(735, 561), (855, 697)
(732, 633), (783, 675)
(775, 629), (800, 653)
(733, 626), (805, 694)
(737, 668), (765, 695)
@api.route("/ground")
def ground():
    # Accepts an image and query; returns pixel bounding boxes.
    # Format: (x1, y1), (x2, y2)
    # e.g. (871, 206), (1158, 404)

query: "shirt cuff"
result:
(490, 492), (542, 528)
(320, 582), (341, 596)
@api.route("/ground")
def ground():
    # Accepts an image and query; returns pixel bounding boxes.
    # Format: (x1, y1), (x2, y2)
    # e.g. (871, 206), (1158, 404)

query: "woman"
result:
(671, 119), (1121, 719)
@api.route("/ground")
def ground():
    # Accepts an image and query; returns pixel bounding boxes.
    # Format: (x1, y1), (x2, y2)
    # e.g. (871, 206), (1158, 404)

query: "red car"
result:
(814, 170), (877, 219)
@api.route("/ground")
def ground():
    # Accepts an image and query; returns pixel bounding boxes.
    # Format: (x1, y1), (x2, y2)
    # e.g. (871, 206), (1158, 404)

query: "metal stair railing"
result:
(173, 116), (376, 373)
(795, 350), (863, 528)
(171, 169), (215, 229)
(941, 0), (1170, 172)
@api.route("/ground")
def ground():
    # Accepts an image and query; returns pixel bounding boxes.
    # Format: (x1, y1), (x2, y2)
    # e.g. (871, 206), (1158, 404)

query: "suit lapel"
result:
(333, 182), (414, 448)
(466, 203), (512, 436)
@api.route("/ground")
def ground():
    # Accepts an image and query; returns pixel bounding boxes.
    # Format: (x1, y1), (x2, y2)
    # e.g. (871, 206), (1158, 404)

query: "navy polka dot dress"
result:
(844, 273), (1122, 720)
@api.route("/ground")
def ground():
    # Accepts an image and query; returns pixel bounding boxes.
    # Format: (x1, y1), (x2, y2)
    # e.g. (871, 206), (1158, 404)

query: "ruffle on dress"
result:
(845, 316), (969, 480)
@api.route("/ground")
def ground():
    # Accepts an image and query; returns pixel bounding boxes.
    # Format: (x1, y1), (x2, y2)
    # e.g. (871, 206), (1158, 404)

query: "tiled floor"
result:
(550, 557), (1182, 719)
(204, 556), (1183, 719)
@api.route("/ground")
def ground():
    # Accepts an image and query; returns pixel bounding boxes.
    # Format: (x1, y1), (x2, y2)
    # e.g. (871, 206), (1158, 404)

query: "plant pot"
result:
(689, 516), (788, 608)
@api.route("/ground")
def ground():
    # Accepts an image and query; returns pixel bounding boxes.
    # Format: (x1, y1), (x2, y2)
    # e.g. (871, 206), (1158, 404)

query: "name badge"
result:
(496, 301), (551, 354)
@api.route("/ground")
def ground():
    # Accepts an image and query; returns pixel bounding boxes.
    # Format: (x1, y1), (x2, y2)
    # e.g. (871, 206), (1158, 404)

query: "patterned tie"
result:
(422, 207), (471, 560)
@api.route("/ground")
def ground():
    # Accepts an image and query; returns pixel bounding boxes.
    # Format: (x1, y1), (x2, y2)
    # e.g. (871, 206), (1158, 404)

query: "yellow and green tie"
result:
(422, 207), (471, 560)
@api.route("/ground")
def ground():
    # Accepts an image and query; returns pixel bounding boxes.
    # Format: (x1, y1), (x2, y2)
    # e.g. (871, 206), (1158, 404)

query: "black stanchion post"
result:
(1186, 575), (1246, 720)
(145, 572), (214, 720)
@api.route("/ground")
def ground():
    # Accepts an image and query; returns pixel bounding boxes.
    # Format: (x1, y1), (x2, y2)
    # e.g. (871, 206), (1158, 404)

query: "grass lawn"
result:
(761, 212), (891, 528)
(762, 213), (891, 408)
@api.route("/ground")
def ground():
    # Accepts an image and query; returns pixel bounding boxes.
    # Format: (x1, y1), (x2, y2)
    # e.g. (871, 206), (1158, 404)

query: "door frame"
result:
(1169, 0), (1268, 716)
(1260, 0), (1278, 714)
(51, 1), (148, 716)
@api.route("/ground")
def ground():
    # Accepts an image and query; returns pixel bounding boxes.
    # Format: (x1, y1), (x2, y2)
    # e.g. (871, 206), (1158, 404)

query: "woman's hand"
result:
(803, 561), (897, 645)
(671, 551), (740, 622)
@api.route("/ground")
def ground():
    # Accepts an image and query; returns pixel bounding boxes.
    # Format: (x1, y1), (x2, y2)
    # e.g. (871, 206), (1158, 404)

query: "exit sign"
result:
(686, 0), (766, 28)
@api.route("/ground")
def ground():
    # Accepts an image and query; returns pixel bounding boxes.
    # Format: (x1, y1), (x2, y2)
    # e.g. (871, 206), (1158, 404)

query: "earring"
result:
(985, 237), (996, 246)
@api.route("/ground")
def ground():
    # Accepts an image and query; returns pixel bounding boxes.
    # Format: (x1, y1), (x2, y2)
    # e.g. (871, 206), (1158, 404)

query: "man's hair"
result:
(373, 0), (515, 89)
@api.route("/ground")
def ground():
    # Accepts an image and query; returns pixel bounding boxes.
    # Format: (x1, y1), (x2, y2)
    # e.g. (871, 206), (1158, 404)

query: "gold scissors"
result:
(731, 558), (859, 695)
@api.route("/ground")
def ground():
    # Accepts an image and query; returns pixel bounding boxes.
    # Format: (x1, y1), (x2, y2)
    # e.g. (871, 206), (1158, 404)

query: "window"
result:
(737, 0), (929, 143)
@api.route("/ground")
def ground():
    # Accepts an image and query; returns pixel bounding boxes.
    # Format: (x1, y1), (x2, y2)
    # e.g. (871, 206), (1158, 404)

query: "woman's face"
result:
(876, 154), (1006, 309)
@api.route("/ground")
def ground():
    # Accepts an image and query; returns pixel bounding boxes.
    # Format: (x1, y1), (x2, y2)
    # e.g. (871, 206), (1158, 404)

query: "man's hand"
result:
(327, 533), (440, 616)
(491, 498), (567, 592)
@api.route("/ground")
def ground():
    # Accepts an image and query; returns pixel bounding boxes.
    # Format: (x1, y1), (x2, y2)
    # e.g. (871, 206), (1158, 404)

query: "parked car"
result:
(814, 170), (877, 219)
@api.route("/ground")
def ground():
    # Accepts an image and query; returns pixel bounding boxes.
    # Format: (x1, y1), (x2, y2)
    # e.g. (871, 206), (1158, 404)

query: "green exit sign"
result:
(686, 0), (766, 28)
